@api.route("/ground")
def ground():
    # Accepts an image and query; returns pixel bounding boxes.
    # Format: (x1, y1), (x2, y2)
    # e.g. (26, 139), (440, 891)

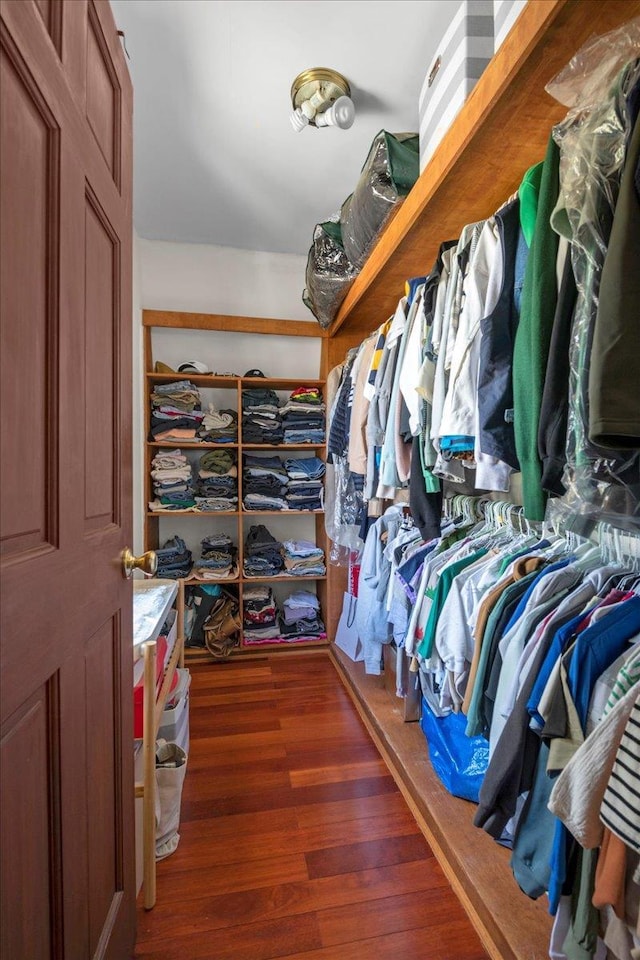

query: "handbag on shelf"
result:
(203, 593), (241, 659)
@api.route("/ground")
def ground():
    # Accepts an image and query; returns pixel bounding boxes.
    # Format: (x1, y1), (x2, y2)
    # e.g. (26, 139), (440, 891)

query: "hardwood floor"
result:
(135, 652), (489, 960)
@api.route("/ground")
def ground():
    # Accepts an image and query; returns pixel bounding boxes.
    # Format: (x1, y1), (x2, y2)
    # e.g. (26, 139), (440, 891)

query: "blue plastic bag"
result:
(420, 698), (489, 802)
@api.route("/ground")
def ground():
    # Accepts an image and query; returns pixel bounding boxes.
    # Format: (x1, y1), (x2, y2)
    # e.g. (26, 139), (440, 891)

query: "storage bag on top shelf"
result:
(340, 131), (420, 270)
(302, 217), (359, 329)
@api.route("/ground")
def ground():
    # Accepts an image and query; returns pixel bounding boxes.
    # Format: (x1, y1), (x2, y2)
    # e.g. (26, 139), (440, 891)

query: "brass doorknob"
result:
(122, 548), (158, 579)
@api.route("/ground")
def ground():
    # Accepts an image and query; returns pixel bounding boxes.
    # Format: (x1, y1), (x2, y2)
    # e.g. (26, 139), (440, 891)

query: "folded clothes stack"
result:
(195, 449), (238, 512)
(280, 591), (326, 640)
(242, 386), (283, 444)
(243, 524), (285, 577)
(155, 535), (193, 579)
(284, 457), (325, 511)
(190, 533), (238, 580)
(282, 539), (326, 576)
(243, 454), (289, 511)
(149, 449), (197, 511)
(280, 386), (325, 444)
(150, 380), (203, 443)
(198, 404), (238, 443)
(242, 585), (281, 642)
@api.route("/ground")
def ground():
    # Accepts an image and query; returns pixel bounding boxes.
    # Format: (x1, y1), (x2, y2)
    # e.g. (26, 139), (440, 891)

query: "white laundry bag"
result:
(155, 739), (188, 860)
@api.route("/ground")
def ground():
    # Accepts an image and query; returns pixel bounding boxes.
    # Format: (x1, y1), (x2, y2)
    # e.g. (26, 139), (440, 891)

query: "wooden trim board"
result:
(143, 309), (327, 338)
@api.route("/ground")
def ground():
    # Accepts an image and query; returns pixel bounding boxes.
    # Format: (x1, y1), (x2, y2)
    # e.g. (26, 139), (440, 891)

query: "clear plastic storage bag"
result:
(546, 20), (640, 521)
(340, 131), (420, 269)
(302, 217), (359, 329)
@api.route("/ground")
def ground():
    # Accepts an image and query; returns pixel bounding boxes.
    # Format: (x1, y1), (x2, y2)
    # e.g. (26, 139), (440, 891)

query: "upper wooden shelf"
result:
(146, 372), (325, 391)
(241, 377), (325, 391)
(328, 0), (640, 340)
(144, 310), (327, 339)
(147, 372), (239, 388)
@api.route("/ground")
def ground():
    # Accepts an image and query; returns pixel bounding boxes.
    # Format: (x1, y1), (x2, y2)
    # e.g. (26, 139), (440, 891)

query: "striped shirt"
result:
(600, 695), (640, 852)
(603, 648), (640, 716)
(363, 318), (393, 401)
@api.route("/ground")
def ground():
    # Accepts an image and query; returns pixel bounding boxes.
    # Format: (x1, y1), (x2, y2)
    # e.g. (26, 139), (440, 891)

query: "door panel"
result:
(85, 616), (120, 955)
(86, 0), (119, 185)
(34, 0), (62, 53)
(0, 1), (134, 958)
(0, 30), (60, 560)
(84, 190), (118, 532)
(0, 686), (60, 960)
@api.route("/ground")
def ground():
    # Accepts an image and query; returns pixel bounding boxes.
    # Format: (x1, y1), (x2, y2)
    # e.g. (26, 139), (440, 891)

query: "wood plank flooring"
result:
(135, 653), (489, 960)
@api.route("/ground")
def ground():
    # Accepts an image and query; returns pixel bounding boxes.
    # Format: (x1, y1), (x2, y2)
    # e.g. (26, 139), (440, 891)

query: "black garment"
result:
(482, 576), (551, 735)
(280, 614), (325, 638)
(477, 196), (520, 470)
(399, 394), (412, 443)
(242, 388), (279, 408)
(243, 525), (284, 574)
(409, 435), (442, 542)
(423, 241), (458, 329)
(244, 524), (280, 553)
(537, 249), (578, 495)
(150, 417), (198, 437)
(327, 351), (356, 462)
(588, 110), (640, 449)
(243, 475), (288, 496)
(187, 588), (219, 647)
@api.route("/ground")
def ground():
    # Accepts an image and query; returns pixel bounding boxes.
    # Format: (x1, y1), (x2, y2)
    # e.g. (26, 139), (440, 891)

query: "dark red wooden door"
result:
(0, 1), (134, 956)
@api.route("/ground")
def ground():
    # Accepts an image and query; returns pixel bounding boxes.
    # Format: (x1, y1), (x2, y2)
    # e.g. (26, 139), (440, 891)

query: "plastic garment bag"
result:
(546, 22), (640, 520)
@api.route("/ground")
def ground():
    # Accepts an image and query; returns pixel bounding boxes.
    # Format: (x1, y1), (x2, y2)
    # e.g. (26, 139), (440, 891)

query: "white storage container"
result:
(158, 667), (191, 750)
(493, 0), (528, 52)
(419, 0), (494, 172)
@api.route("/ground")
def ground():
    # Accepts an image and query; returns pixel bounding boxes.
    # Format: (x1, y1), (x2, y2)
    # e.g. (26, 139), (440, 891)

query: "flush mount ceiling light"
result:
(290, 67), (355, 132)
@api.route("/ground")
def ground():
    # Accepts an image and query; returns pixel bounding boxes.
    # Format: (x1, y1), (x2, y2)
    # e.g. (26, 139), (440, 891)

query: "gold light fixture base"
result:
(291, 68), (351, 127)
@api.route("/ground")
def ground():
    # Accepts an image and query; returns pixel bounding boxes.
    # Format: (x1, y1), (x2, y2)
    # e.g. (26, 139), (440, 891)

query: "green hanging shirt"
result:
(513, 135), (561, 521)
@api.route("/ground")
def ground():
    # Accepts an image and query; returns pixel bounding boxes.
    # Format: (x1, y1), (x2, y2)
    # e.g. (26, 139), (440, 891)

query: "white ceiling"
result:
(110, 0), (455, 256)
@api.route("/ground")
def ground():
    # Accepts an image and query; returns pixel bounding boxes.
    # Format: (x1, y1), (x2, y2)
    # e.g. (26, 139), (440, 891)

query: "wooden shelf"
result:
(143, 310), (327, 339)
(241, 376), (325, 390)
(327, 0), (640, 340)
(148, 509), (324, 517)
(146, 374), (326, 391)
(182, 638), (330, 664)
(242, 443), (326, 450)
(144, 316), (329, 669)
(242, 509), (324, 516)
(148, 441), (238, 449)
(147, 372), (239, 387)
(241, 574), (327, 583)
(242, 636), (328, 649)
(182, 574), (325, 585)
(147, 510), (240, 517)
(183, 576), (240, 585)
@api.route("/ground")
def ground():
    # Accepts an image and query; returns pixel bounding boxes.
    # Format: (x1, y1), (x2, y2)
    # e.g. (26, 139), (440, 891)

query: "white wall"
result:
(138, 238), (309, 318)
(133, 237), (321, 553)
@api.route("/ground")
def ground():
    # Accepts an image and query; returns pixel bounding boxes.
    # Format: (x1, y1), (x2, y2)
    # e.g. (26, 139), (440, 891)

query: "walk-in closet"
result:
(1, 2), (639, 959)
